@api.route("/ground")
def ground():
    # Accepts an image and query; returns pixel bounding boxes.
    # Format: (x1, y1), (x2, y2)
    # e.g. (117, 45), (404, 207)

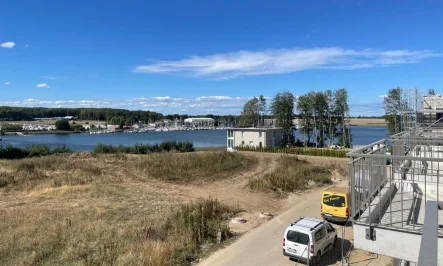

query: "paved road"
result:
(199, 182), (353, 266)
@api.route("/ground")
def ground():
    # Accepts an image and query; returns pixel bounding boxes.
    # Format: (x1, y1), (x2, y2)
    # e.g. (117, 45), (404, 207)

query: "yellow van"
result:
(321, 187), (349, 222)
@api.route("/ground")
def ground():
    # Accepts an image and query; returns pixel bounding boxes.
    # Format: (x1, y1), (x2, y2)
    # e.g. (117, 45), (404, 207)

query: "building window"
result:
(228, 130), (233, 138)
(242, 131), (245, 138)
(259, 141), (263, 148)
(259, 131), (263, 138)
(242, 141), (245, 146)
(228, 139), (234, 148)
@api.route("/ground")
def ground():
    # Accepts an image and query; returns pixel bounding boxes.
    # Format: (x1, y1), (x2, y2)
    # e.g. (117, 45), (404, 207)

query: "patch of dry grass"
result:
(247, 155), (344, 193)
(136, 152), (252, 181)
(0, 152), (253, 266)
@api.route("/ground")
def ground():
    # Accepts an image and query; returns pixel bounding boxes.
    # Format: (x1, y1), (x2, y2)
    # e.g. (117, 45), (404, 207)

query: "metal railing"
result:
(347, 130), (443, 236)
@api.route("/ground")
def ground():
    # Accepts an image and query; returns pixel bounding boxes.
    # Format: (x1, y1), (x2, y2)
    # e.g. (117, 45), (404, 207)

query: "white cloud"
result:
(0, 94), (384, 116)
(133, 47), (441, 79)
(36, 83), (50, 88)
(379, 94), (388, 98)
(1, 42), (15, 48)
(24, 44), (29, 49)
(4, 82), (10, 85)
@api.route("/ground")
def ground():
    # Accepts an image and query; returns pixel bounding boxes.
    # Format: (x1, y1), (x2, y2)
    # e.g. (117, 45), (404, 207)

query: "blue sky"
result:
(1, 0), (442, 116)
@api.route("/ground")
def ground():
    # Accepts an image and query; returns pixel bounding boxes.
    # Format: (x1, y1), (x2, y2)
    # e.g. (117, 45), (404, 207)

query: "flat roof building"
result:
(227, 127), (283, 149)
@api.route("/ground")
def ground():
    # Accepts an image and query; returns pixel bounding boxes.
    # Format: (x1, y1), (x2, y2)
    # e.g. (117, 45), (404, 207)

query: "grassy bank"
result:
(0, 151), (255, 265)
(248, 155), (344, 193)
(236, 145), (347, 158)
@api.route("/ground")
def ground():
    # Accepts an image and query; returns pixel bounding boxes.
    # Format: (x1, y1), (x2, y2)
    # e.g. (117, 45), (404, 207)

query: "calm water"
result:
(0, 126), (388, 151)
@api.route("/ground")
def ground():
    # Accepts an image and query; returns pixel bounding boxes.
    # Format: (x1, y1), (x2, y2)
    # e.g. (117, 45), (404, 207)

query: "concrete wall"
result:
(234, 131), (264, 147)
(354, 224), (443, 264)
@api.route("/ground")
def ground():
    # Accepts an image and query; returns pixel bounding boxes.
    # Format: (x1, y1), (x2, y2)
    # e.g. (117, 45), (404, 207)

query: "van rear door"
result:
(285, 230), (310, 259)
(322, 193), (347, 218)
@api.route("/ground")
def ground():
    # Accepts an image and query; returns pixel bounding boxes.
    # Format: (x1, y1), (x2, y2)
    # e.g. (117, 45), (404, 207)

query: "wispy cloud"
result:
(379, 94), (387, 98)
(133, 47), (441, 79)
(40, 76), (66, 80)
(24, 44), (29, 49)
(1, 42), (15, 48)
(0, 94), (387, 116)
(36, 83), (50, 88)
(4, 82), (10, 85)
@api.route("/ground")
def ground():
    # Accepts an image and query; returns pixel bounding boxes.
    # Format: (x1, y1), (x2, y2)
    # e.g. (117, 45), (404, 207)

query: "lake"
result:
(0, 126), (389, 151)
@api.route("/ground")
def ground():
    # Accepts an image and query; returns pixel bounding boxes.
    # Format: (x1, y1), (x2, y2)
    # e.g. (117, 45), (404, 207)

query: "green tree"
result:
(428, 88), (436, 96)
(240, 97), (259, 127)
(270, 92), (295, 146)
(296, 93), (315, 143)
(383, 87), (403, 135)
(55, 120), (70, 131)
(334, 88), (350, 148)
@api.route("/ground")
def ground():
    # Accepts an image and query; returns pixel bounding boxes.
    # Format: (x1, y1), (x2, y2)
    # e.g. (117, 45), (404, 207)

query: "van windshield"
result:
(286, 230), (309, 245)
(323, 194), (346, 207)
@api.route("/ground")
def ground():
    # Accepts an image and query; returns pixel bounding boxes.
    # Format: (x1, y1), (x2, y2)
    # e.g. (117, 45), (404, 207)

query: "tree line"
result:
(239, 89), (351, 148)
(0, 106), (242, 127)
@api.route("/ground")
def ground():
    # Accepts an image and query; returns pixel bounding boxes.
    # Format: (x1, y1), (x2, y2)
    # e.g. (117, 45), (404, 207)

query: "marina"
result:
(0, 126), (388, 151)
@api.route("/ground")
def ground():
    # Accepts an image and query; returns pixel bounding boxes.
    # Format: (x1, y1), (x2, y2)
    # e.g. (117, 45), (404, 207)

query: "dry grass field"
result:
(0, 152), (346, 266)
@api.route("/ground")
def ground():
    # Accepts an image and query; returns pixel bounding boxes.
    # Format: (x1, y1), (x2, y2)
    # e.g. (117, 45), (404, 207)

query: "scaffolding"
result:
(347, 92), (443, 265)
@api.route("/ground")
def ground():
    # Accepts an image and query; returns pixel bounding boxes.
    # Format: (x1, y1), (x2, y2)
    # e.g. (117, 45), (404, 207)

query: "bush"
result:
(235, 145), (346, 158)
(93, 141), (194, 155)
(71, 124), (85, 132)
(1, 123), (23, 132)
(55, 120), (70, 131)
(163, 198), (240, 265)
(0, 144), (73, 159)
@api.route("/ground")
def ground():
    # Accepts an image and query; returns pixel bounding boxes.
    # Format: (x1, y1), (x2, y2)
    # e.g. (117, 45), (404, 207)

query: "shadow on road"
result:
(288, 238), (352, 266)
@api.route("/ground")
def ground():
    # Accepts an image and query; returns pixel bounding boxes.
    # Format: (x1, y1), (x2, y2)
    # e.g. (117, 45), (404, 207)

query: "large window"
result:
(323, 194), (346, 207)
(242, 131), (245, 138)
(259, 131), (263, 138)
(228, 130), (234, 138)
(286, 231), (309, 245)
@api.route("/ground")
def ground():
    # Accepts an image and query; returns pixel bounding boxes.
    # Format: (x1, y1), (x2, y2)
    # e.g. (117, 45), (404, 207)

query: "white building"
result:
(226, 128), (283, 149)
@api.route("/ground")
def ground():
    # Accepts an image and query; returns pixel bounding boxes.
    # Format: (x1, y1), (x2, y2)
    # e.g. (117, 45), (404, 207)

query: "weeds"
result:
(248, 155), (337, 193)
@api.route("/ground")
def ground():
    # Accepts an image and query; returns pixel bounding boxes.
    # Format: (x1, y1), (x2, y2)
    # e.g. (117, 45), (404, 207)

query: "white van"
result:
(283, 217), (337, 264)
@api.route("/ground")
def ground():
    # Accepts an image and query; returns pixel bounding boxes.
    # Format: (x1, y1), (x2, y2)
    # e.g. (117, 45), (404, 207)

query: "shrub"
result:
(55, 120), (70, 131)
(93, 141), (195, 155)
(235, 145), (346, 158)
(53, 145), (73, 154)
(0, 144), (73, 159)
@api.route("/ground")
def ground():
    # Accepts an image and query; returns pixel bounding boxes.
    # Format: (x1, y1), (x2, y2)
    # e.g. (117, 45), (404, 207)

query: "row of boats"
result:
(89, 127), (229, 134)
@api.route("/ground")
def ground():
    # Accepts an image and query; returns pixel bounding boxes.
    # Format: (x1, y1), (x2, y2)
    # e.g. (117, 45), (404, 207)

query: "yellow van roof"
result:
(324, 187), (348, 194)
